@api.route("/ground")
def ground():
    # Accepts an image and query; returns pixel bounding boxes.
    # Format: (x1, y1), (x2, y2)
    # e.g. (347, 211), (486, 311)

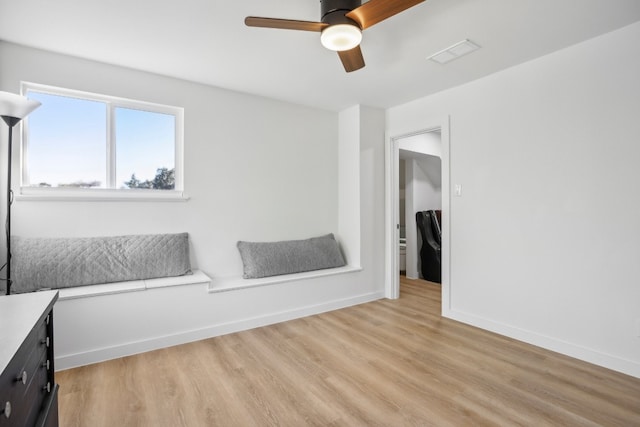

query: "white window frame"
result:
(19, 82), (186, 201)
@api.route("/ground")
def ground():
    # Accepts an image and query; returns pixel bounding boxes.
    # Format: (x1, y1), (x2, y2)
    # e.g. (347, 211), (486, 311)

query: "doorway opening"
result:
(399, 133), (442, 282)
(385, 117), (450, 315)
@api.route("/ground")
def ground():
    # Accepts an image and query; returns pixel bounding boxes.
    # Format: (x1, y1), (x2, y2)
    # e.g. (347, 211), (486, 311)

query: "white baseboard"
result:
(443, 308), (640, 379)
(56, 290), (384, 370)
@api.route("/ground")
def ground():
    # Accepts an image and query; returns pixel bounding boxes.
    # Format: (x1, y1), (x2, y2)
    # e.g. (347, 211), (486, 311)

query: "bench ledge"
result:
(208, 265), (362, 293)
(57, 270), (211, 301)
(54, 267), (362, 300)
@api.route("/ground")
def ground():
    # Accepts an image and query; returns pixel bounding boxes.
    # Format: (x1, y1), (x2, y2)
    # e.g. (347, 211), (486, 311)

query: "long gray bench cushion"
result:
(237, 233), (346, 279)
(10, 233), (191, 293)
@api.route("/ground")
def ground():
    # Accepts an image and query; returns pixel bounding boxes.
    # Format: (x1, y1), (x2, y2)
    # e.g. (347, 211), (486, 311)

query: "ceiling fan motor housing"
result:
(321, 0), (362, 27)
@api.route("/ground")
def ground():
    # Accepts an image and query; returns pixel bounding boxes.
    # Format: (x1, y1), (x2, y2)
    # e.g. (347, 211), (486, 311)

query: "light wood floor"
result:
(57, 277), (640, 426)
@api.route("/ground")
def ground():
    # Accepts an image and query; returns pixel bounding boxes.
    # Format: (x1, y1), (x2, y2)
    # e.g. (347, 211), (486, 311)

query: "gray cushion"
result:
(9, 233), (191, 293)
(237, 233), (346, 279)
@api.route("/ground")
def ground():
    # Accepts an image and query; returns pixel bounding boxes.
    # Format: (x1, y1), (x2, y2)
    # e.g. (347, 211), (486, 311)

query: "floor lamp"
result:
(0, 91), (41, 295)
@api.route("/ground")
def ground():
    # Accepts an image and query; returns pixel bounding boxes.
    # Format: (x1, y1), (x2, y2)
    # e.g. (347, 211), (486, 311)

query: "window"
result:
(20, 83), (184, 200)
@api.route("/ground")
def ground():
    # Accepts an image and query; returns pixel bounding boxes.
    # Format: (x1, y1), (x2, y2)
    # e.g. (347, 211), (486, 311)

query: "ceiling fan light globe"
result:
(320, 24), (362, 51)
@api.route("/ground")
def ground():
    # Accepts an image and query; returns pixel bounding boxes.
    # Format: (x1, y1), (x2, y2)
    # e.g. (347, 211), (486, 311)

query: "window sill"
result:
(17, 187), (189, 202)
(208, 265), (362, 293)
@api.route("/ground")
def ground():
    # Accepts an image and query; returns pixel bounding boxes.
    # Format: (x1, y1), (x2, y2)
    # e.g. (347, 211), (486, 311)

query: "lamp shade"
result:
(0, 91), (41, 120)
(320, 24), (362, 51)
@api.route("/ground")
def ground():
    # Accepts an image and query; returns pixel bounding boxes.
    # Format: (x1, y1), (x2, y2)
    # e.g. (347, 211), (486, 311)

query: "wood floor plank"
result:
(57, 277), (640, 426)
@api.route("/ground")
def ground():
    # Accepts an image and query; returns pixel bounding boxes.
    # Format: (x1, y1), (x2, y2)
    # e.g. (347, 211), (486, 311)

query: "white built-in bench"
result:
(53, 264), (371, 370)
(57, 269), (213, 301)
(55, 265), (362, 300)
(207, 265), (362, 293)
(21, 233), (372, 370)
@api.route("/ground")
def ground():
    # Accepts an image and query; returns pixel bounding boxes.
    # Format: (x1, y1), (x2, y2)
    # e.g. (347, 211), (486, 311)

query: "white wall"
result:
(399, 132), (442, 158)
(399, 159), (406, 233)
(0, 41), (338, 277)
(404, 161), (417, 278)
(413, 158), (441, 212)
(338, 105), (361, 267)
(0, 42), (387, 368)
(343, 105), (387, 284)
(387, 22), (640, 377)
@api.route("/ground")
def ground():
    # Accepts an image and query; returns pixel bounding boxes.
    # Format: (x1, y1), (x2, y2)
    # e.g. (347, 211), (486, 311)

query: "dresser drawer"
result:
(0, 305), (56, 427)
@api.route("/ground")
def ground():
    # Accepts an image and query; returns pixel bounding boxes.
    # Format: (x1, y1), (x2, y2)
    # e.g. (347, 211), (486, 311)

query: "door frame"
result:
(384, 116), (451, 314)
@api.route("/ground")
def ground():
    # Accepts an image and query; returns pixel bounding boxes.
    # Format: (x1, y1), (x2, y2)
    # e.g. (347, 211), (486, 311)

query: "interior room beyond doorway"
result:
(398, 131), (442, 282)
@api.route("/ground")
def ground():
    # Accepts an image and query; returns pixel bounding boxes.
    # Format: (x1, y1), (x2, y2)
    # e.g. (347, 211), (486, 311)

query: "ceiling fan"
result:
(245, 0), (425, 73)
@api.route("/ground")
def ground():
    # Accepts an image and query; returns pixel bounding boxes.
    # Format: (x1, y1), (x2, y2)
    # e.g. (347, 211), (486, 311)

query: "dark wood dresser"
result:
(0, 291), (59, 427)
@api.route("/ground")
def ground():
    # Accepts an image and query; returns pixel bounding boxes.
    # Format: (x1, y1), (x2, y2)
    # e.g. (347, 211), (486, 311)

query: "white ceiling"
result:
(1, 0), (640, 112)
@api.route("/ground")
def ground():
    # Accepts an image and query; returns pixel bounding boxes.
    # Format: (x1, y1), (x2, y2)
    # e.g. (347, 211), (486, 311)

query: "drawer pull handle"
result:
(41, 337), (50, 347)
(16, 371), (27, 385)
(43, 382), (51, 393)
(2, 401), (11, 419)
(43, 359), (51, 370)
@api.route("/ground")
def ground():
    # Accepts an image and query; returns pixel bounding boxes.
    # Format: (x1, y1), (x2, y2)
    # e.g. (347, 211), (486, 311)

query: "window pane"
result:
(115, 108), (175, 190)
(25, 92), (107, 188)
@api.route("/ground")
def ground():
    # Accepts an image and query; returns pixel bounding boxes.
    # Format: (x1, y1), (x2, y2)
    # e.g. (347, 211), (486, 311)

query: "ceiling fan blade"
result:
(338, 45), (365, 73)
(346, 0), (425, 30)
(245, 17), (328, 32)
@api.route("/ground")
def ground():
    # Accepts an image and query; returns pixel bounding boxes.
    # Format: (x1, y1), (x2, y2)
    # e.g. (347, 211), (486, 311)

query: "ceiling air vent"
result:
(428, 39), (480, 64)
